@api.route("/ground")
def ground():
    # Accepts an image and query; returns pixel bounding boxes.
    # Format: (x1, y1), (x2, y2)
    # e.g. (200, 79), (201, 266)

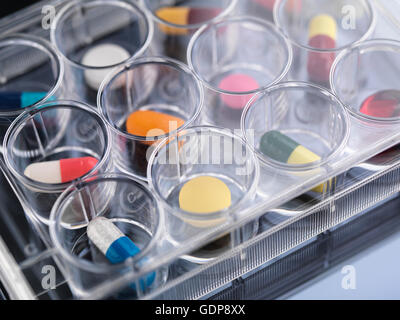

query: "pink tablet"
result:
(218, 73), (259, 110)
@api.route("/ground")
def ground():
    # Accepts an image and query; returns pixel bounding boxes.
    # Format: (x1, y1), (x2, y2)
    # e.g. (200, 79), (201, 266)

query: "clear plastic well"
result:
(49, 174), (167, 298)
(188, 16), (292, 129)
(274, 0), (376, 87)
(98, 56), (203, 180)
(0, 34), (63, 150)
(3, 101), (112, 225)
(143, 0), (238, 62)
(51, 0), (153, 106)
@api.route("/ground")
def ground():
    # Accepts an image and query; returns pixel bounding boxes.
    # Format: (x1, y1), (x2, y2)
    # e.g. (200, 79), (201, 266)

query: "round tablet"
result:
(179, 176), (232, 214)
(218, 73), (259, 110)
(81, 43), (131, 91)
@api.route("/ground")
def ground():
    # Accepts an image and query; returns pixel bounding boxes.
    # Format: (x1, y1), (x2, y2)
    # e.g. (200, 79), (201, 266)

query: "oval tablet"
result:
(126, 110), (185, 142)
(179, 176), (232, 214)
(218, 73), (259, 110)
(360, 90), (400, 119)
(81, 43), (131, 91)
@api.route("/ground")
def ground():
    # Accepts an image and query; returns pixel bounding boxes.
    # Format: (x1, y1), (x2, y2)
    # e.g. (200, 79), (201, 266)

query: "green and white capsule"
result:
(259, 130), (332, 193)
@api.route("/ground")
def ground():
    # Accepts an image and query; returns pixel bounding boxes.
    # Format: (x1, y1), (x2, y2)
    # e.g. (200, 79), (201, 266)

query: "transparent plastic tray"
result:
(0, 0), (400, 300)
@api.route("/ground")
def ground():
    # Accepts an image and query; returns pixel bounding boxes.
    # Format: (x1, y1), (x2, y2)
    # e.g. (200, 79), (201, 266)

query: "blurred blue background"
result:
(289, 232), (400, 300)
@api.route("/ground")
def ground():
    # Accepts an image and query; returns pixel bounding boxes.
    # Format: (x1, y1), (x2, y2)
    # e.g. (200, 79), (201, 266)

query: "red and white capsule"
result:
(24, 157), (98, 184)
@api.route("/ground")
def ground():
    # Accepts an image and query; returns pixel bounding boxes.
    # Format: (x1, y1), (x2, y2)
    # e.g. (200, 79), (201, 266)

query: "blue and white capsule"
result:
(87, 217), (155, 289)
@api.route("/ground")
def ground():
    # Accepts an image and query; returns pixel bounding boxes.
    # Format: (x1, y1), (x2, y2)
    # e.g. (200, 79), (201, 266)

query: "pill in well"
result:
(81, 43), (130, 91)
(87, 217), (155, 288)
(218, 73), (260, 110)
(126, 110), (185, 143)
(0, 92), (53, 109)
(179, 176), (232, 214)
(252, 0), (276, 10)
(309, 14), (337, 40)
(360, 90), (400, 119)
(156, 7), (222, 35)
(260, 131), (331, 193)
(307, 14), (337, 84)
(253, 0), (302, 11)
(260, 130), (320, 165)
(24, 156), (98, 184)
(87, 217), (140, 264)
